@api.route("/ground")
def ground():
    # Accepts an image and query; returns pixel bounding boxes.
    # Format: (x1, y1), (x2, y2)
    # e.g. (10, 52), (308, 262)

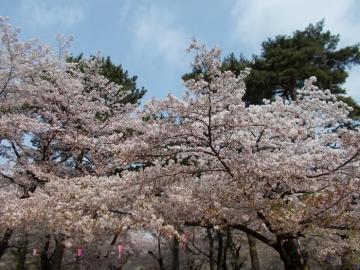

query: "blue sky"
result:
(1, 0), (360, 103)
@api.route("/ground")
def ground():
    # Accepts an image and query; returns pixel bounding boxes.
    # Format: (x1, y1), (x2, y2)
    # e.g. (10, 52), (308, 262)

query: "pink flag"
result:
(117, 244), (125, 258)
(77, 247), (84, 257)
(181, 232), (189, 248)
(32, 248), (38, 256)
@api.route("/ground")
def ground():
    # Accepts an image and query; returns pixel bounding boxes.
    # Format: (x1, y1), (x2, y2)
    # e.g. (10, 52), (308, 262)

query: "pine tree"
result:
(68, 54), (146, 105)
(184, 21), (360, 117)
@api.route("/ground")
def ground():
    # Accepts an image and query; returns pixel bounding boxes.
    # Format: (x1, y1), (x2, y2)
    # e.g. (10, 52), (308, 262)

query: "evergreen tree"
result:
(68, 54), (146, 105)
(184, 21), (360, 117)
(246, 20), (360, 104)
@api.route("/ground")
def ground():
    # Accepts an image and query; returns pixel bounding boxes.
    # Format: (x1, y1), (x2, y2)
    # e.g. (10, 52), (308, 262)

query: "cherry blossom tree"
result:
(124, 41), (360, 270)
(0, 17), (142, 268)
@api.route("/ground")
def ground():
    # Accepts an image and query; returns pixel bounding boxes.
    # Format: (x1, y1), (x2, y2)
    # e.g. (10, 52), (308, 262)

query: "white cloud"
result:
(131, 5), (189, 67)
(344, 66), (360, 101)
(231, 0), (360, 49)
(20, 0), (85, 27)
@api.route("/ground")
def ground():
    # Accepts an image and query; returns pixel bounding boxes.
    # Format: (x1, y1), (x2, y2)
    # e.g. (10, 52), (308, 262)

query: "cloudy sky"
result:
(1, 0), (360, 102)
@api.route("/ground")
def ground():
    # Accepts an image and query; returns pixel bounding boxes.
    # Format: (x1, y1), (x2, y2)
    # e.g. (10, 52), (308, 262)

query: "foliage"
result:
(67, 54), (146, 105)
(184, 21), (360, 115)
(248, 20), (360, 101)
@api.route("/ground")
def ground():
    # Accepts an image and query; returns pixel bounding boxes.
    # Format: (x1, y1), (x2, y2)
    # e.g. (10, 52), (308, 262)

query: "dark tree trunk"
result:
(74, 257), (80, 270)
(278, 238), (308, 270)
(172, 235), (180, 270)
(157, 236), (165, 270)
(227, 230), (243, 270)
(0, 228), (13, 259)
(149, 235), (165, 270)
(51, 235), (65, 270)
(290, 87), (297, 102)
(16, 234), (28, 270)
(247, 234), (260, 270)
(281, 82), (297, 102)
(207, 228), (215, 270)
(41, 235), (51, 270)
(216, 232), (223, 270)
(221, 229), (230, 270)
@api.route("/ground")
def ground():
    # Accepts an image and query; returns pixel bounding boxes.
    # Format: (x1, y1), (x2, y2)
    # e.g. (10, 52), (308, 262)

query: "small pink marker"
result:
(77, 247), (84, 257)
(117, 244), (125, 258)
(32, 248), (38, 256)
(181, 232), (189, 248)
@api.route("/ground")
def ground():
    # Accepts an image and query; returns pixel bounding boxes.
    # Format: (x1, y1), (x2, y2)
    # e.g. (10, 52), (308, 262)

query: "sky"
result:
(1, 0), (360, 103)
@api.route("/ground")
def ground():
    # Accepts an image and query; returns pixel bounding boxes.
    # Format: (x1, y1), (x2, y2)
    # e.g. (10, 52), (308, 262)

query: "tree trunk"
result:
(16, 234), (28, 270)
(281, 83), (297, 102)
(221, 229), (230, 270)
(51, 235), (65, 270)
(247, 234), (260, 270)
(0, 228), (13, 259)
(41, 235), (51, 270)
(207, 228), (215, 270)
(278, 238), (308, 270)
(157, 236), (165, 270)
(290, 87), (297, 102)
(74, 257), (80, 270)
(172, 235), (180, 270)
(149, 235), (165, 270)
(216, 232), (223, 270)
